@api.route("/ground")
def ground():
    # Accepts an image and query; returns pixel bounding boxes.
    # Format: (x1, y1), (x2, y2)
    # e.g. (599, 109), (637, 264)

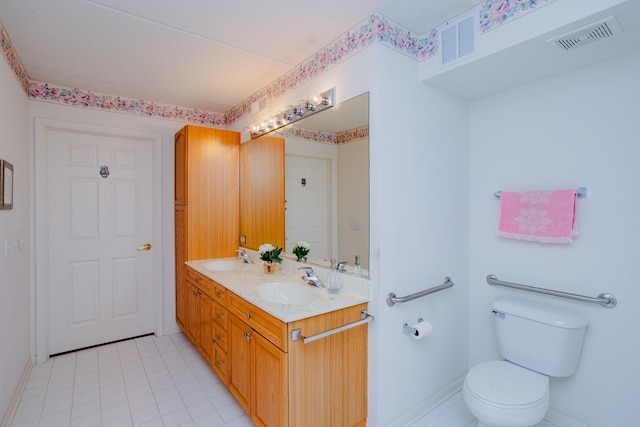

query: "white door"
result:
(45, 128), (155, 355)
(286, 155), (330, 259)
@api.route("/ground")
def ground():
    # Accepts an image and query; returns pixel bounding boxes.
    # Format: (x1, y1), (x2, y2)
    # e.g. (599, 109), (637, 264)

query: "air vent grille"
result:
(547, 16), (622, 54)
(439, 11), (479, 66)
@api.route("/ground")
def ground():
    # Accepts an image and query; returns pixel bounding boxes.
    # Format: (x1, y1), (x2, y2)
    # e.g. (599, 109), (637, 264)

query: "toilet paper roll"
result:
(409, 321), (433, 340)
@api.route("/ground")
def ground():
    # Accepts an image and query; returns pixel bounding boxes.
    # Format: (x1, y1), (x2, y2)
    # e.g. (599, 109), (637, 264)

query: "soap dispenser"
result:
(352, 255), (362, 276)
(326, 258), (342, 294)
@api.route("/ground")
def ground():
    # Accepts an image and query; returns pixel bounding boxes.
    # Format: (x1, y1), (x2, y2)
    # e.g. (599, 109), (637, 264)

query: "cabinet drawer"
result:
(213, 323), (227, 352)
(211, 283), (227, 304)
(212, 302), (228, 330)
(211, 343), (228, 386)
(186, 267), (213, 295)
(227, 292), (288, 351)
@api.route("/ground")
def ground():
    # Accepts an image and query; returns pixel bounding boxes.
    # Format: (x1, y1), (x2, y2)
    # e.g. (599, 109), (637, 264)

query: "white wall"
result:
(338, 137), (369, 270)
(468, 51), (640, 426)
(372, 46), (469, 427)
(0, 54), (30, 420)
(28, 101), (187, 340)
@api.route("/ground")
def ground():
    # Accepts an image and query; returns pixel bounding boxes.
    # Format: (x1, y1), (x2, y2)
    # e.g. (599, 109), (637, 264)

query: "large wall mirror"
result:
(241, 92), (370, 275)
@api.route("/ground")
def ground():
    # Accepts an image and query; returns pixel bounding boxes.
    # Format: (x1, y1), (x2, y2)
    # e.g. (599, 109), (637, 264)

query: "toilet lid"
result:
(466, 361), (548, 406)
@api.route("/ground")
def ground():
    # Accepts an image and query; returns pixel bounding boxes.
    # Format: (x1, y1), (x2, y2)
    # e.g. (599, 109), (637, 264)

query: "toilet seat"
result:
(466, 360), (549, 407)
(463, 361), (550, 426)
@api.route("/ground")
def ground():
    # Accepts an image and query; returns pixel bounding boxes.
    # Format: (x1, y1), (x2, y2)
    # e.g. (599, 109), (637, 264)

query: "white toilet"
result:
(463, 297), (588, 427)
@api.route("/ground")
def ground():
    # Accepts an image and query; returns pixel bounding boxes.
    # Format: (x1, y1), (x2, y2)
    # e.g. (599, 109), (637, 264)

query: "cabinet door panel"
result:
(252, 332), (288, 427)
(212, 343), (228, 385)
(228, 314), (251, 413)
(198, 293), (213, 363)
(186, 283), (198, 344)
(174, 127), (187, 206)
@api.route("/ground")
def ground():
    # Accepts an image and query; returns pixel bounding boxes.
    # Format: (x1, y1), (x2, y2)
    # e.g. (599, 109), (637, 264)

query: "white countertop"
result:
(186, 258), (370, 323)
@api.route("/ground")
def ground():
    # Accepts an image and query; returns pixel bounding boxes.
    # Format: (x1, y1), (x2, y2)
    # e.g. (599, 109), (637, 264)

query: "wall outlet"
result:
(240, 235), (246, 244)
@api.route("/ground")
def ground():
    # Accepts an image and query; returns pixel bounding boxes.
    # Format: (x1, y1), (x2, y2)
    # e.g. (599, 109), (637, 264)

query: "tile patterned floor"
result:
(10, 333), (252, 427)
(410, 390), (560, 427)
(9, 332), (564, 427)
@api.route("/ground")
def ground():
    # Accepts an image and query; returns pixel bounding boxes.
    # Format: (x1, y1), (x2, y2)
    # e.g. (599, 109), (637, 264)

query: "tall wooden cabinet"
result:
(239, 135), (285, 250)
(174, 125), (239, 332)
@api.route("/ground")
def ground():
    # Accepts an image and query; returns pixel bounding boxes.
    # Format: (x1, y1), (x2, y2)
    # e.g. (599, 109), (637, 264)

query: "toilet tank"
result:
(492, 297), (588, 377)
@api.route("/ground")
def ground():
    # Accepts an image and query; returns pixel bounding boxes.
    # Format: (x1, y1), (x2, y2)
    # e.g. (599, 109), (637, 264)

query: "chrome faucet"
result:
(299, 266), (325, 288)
(236, 249), (253, 264)
(337, 261), (348, 272)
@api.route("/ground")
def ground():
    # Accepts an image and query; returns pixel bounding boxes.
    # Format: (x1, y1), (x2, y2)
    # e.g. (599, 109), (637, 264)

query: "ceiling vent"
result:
(251, 95), (268, 115)
(439, 10), (479, 67)
(546, 16), (622, 54)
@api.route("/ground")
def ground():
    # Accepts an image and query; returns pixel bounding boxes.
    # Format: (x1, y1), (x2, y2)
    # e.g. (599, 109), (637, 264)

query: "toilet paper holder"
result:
(403, 317), (424, 335)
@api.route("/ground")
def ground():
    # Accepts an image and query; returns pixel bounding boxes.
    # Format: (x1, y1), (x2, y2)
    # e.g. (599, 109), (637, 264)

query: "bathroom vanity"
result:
(174, 124), (370, 426)
(182, 260), (369, 427)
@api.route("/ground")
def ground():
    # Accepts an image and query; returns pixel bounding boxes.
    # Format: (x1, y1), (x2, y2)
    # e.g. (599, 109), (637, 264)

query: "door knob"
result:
(137, 243), (152, 251)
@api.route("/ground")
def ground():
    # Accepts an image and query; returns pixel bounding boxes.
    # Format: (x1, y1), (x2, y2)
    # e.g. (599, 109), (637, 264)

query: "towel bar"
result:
(494, 187), (587, 198)
(387, 277), (454, 306)
(291, 310), (373, 344)
(486, 274), (616, 308)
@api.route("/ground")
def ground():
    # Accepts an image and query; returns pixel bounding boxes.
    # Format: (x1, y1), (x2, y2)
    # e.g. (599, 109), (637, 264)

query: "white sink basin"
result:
(256, 282), (319, 305)
(202, 259), (246, 272)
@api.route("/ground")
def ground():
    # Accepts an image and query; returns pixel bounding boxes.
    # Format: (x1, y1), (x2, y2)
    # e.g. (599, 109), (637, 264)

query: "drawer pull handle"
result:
(243, 332), (253, 342)
(215, 290), (222, 297)
(194, 277), (200, 282)
(216, 312), (222, 318)
(246, 313), (253, 319)
(216, 360), (222, 366)
(215, 333), (222, 339)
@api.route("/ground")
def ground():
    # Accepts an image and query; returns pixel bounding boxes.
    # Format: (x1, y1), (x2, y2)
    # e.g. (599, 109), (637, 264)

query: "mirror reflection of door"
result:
(285, 155), (331, 259)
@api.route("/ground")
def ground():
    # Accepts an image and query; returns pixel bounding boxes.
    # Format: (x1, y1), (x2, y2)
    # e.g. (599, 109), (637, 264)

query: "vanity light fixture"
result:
(250, 88), (335, 139)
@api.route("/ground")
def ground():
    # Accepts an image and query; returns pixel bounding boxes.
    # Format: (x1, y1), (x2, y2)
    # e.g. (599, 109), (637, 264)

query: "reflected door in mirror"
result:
(285, 155), (331, 259)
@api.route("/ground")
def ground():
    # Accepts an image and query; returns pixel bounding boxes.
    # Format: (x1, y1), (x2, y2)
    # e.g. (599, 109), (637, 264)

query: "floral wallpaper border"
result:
(0, 0), (554, 128)
(338, 126), (369, 145)
(276, 125), (369, 145)
(0, 22), (29, 92)
(28, 81), (227, 126)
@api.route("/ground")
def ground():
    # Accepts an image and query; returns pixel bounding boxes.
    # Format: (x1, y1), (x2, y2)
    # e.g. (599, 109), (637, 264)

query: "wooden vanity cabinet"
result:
(227, 290), (368, 427)
(183, 269), (368, 426)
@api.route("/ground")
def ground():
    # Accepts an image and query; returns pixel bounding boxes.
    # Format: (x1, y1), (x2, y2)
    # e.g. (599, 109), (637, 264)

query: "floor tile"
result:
(10, 333), (243, 427)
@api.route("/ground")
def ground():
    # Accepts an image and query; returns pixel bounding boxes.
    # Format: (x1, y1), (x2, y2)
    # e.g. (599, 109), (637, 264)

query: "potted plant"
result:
(259, 243), (283, 274)
(292, 241), (310, 262)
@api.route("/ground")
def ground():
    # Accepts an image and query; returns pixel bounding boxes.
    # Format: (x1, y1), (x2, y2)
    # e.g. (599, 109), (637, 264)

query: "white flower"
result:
(259, 243), (274, 254)
(296, 241), (310, 249)
(515, 207), (553, 233)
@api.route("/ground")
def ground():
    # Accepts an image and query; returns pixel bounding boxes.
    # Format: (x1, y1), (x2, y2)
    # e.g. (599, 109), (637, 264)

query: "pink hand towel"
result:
(498, 190), (578, 244)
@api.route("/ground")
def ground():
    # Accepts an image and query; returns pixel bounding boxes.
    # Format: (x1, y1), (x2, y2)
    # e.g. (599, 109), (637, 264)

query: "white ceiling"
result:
(0, 0), (479, 113)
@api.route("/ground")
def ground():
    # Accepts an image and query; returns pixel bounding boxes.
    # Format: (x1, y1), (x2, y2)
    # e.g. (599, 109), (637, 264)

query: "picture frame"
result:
(0, 159), (13, 210)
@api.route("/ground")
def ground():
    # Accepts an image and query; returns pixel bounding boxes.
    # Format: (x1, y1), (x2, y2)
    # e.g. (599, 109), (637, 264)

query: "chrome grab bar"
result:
(291, 311), (373, 344)
(486, 274), (617, 308)
(387, 277), (454, 307)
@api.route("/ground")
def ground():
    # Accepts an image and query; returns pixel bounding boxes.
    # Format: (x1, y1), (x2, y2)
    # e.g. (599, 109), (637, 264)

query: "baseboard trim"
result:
(0, 356), (34, 427)
(163, 325), (182, 336)
(387, 375), (465, 427)
(545, 408), (591, 427)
